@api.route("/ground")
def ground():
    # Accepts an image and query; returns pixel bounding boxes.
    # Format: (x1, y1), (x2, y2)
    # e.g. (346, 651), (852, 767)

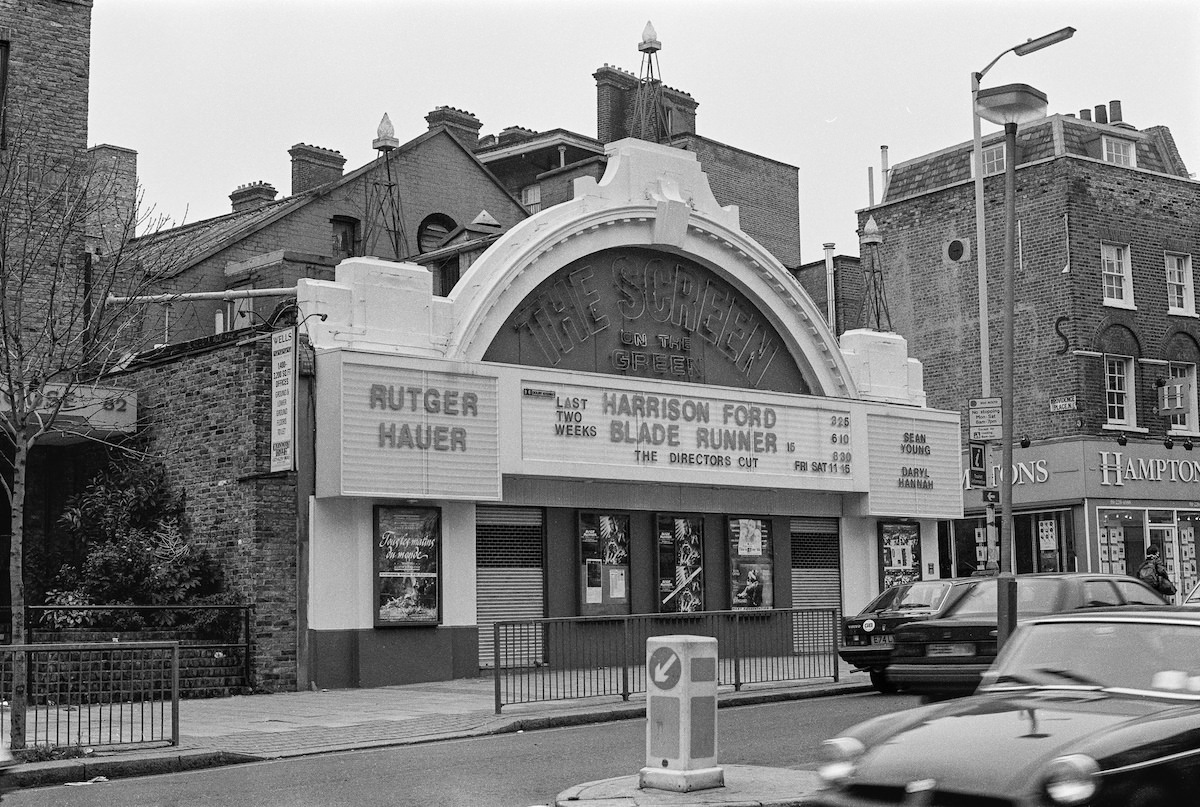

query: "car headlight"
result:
(1042, 754), (1100, 805)
(817, 736), (866, 788)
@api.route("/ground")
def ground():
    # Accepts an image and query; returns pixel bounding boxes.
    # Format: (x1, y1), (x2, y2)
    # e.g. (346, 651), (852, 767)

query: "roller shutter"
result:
(476, 506), (545, 668)
(790, 517), (841, 624)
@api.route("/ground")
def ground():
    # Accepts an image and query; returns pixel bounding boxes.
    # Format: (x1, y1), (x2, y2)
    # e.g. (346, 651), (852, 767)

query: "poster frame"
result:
(373, 505), (442, 627)
(727, 515), (773, 610)
(577, 510), (632, 616)
(877, 520), (922, 590)
(655, 513), (706, 613)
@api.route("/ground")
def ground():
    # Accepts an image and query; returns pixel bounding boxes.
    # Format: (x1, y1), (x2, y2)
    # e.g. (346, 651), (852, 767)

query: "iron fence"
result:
(492, 608), (838, 713)
(0, 641), (179, 751)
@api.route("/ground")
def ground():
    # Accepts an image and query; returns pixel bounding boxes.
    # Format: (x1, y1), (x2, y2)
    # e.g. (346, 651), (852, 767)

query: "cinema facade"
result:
(295, 140), (963, 686)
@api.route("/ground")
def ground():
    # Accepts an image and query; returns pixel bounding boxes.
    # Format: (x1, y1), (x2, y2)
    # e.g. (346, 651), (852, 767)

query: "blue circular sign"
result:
(649, 646), (682, 690)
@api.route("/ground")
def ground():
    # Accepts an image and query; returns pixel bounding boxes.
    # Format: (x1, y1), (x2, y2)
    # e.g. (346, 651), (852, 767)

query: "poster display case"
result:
(578, 511), (631, 615)
(878, 521), (921, 589)
(374, 506), (441, 626)
(728, 516), (772, 609)
(656, 514), (705, 613)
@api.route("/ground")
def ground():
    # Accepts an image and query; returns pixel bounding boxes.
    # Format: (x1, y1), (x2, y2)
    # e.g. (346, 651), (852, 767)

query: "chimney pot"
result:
(1109, 100), (1123, 123)
(1094, 104), (1108, 125)
(1080, 109), (1092, 122)
(229, 181), (278, 213)
(288, 144), (346, 195)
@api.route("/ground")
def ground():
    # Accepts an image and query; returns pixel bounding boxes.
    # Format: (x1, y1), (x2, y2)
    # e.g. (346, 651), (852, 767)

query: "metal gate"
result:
(790, 517), (841, 635)
(476, 506), (544, 668)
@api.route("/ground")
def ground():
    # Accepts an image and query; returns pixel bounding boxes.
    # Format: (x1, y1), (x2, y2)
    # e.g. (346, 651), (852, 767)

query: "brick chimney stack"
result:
(85, 144), (138, 257)
(229, 181), (278, 213)
(425, 106), (484, 151)
(289, 144), (346, 195)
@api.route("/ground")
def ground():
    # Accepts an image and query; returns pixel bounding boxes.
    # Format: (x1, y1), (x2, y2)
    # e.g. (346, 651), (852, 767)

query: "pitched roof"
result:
(135, 125), (527, 279)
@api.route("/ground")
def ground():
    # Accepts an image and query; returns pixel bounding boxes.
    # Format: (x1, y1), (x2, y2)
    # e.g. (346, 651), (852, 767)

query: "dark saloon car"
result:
(840, 578), (980, 693)
(808, 608), (1200, 806)
(886, 572), (1164, 698)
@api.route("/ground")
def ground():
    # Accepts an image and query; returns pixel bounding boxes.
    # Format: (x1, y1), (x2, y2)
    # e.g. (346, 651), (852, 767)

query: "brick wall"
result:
(674, 134), (801, 268)
(108, 334), (303, 691)
(858, 153), (1200, 445)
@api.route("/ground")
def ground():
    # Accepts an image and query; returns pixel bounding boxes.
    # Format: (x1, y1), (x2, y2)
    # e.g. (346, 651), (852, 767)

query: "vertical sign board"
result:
(270, 328), (297, 473)
(640, 635), (724, 792)
(879, 522), (922, 589)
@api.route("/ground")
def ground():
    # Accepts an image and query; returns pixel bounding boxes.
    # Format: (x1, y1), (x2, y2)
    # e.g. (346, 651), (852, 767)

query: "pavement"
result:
(3, 663), (872, 805)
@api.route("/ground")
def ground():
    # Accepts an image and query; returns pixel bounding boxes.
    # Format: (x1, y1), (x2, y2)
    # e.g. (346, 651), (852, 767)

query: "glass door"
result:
(1149, 524), (1179, 603)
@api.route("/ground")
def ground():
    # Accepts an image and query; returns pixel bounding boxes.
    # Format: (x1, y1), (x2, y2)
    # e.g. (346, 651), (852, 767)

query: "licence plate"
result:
(926, 642), (975, 657)
(870, 635), (894, 646)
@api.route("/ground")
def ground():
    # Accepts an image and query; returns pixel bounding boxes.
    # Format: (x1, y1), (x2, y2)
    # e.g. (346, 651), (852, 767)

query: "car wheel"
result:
(869, 669), (898, 694)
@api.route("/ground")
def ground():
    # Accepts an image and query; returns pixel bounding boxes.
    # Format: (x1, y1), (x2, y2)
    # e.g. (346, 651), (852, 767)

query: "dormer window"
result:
(331, 216), (359, 260)
(1103, 136), (1136, 168)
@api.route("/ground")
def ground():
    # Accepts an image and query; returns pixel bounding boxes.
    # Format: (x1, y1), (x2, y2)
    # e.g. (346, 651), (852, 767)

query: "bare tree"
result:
(0, 110), (188, 748)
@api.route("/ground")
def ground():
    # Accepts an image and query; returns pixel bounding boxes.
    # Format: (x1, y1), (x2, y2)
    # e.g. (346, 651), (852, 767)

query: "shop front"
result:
(297, 139), (963, 687)
(954, 439), (1200, 598)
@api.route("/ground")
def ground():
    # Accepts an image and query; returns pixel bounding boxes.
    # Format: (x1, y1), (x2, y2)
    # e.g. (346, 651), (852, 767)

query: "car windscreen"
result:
(858, 586), (901, 613)
(991, 620), (1200, 693)
(893, 581), (954, 610)
(946, 578), (1061, 618)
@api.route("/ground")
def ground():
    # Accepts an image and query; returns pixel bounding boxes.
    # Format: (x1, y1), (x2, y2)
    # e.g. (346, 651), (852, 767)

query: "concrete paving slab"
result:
(554, 764), (820, 807)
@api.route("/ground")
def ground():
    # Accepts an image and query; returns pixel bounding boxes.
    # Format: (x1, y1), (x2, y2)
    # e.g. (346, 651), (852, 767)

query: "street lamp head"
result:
(976, 83), (1049, 126)
(1013, 27), (1076, 56)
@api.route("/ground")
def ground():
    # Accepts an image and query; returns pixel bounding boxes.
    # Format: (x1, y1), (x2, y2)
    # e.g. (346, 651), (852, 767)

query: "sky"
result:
(87, 0), (1200, 264)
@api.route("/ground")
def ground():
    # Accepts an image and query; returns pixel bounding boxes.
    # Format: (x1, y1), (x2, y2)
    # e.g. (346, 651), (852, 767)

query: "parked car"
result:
(886, 572), (1165, 698)
(809, 607), (1200, 806)
(839, 578), (980, 693)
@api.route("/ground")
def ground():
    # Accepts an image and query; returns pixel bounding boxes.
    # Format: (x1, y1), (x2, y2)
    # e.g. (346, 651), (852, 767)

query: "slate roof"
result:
(133, 126), (526, 279)
(882, 115), (1190, 204)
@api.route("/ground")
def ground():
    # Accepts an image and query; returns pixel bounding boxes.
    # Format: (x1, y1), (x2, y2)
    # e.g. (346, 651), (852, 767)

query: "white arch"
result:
(446, 139), (855, 398)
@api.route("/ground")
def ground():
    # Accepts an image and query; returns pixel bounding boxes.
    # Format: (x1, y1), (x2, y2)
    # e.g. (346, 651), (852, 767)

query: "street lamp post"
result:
(976, 82), (1049, 648)
(971, 27), (1075, 401)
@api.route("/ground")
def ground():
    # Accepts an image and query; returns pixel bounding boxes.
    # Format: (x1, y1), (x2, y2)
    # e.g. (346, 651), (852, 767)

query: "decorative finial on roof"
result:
(373, 113), (399, 152)
(639, 21), (661, 53)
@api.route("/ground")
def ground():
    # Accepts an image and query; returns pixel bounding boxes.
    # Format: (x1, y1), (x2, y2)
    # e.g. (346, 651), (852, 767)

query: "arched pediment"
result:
(446, 139), (853, 398)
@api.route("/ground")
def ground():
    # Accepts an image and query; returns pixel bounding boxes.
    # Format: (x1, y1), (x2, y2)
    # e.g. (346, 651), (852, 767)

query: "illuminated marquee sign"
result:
(520, 378), (856, 492)
(319, 354), (500, 500)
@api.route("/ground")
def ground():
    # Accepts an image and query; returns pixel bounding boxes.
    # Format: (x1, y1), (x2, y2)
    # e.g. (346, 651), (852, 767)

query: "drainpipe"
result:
(824, 243), (837, 332)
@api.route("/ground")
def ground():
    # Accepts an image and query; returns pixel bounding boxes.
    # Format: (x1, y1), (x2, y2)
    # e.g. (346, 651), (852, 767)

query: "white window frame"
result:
(1105, 354), (1136, 427)
(1102, 136), (1137, 168)
(1102, 242), (1135, 309)
(521, 184), (541, 214)
(1166, 253), (1195, 316)
(982, 143), (1005, 176)
(1167, 362), (1199, 434)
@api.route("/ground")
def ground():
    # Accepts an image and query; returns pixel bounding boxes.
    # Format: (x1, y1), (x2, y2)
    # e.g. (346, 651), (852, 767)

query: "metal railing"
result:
(492, 607), (838, 713)
(0, 641), (180, 751)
